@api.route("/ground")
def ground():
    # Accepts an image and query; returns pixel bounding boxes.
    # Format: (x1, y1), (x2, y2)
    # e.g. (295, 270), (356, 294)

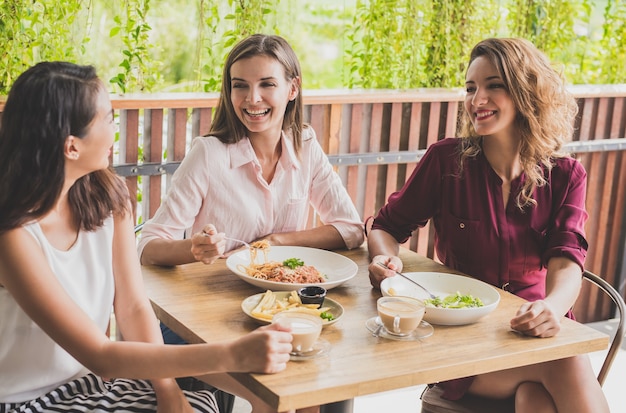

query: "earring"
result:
(72, 153), (79, 160)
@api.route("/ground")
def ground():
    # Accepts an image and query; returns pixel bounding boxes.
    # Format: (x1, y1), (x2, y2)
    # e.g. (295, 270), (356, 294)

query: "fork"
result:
(376, 262), (437, 299)
(201, 231), (251, 249)
(223, 236), (251, 249)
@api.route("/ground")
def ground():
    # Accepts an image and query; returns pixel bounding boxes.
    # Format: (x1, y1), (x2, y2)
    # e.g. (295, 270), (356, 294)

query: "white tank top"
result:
(0, 217), (115, 403)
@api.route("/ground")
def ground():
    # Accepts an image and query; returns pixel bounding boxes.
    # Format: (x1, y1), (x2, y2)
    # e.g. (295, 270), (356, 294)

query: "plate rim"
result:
(241, 290), (344, 326)
(226, 246), (358, 290)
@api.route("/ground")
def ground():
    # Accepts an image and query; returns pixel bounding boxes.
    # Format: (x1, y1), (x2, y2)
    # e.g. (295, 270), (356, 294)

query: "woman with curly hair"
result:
(367, 38), (609, 412)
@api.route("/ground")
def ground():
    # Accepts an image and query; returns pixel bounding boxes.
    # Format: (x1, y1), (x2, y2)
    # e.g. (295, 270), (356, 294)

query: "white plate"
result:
(380, 272), (500, 325)
(226, 246), (358, 291)
(241, 291), (344, 326)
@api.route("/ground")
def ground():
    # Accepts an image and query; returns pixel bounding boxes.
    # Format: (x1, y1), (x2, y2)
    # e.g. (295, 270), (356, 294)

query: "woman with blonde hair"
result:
(367, 38), (609, 412)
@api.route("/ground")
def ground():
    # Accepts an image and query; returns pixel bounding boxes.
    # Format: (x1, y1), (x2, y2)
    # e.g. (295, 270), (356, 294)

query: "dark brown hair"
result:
(0, 61), (130, 233)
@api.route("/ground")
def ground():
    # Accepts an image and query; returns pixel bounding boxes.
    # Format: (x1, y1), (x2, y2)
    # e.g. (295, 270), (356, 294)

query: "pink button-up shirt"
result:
(137, 127), (364, 258)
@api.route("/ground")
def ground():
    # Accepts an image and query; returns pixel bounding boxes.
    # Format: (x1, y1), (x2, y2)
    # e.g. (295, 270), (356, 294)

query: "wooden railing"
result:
(2, 86), (625, 322)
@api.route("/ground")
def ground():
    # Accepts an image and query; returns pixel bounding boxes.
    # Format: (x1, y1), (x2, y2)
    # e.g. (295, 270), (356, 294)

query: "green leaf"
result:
(282, 258), (305, 269)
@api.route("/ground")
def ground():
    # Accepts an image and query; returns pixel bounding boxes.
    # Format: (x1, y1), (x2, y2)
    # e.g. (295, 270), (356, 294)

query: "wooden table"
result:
(141, 246), (608, 412)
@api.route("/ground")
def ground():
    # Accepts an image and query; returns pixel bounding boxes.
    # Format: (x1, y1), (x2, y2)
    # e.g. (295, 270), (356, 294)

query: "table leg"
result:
(320, 399), (354, 413)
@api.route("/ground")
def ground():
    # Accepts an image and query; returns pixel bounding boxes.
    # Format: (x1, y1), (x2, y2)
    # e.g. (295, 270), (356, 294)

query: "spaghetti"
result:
(249, 239), (271, 263)
(239, 242), (326, 284)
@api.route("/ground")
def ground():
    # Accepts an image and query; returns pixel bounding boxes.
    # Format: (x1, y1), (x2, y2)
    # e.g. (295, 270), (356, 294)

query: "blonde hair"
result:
(459, 38), (579, 209)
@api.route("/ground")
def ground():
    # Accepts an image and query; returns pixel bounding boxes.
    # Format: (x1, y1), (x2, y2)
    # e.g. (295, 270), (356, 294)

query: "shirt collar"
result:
(228, 131), (301, 171)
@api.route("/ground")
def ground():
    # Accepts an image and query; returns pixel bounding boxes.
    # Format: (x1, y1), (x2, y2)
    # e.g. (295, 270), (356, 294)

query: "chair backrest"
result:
(420, 270), (624, 413)
(583, 269), (626, 386)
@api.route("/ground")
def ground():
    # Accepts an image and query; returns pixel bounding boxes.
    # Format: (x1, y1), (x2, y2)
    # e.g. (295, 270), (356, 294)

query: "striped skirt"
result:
(0, 374), (219, 412)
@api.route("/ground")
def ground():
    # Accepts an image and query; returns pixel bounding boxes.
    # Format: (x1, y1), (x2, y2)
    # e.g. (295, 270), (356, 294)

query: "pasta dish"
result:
(239, 242), (326, 284)
(249, 240), (271, 263)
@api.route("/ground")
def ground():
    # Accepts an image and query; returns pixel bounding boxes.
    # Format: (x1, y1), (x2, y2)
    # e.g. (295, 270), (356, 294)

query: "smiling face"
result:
(464, 56), (517, 140)
(230, 55), (299, 141)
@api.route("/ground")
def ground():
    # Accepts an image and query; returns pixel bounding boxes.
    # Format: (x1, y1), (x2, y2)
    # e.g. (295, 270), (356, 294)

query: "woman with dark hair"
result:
(0, 62), (296, 413)
(367, 38), (609, 412)
(137, 34), (363, 266)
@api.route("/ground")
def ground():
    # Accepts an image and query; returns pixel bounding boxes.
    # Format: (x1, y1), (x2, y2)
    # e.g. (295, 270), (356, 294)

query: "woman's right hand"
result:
(227, 323), (293, 374)
(368, 255), (403, 289)
(190, 224), (226, 264)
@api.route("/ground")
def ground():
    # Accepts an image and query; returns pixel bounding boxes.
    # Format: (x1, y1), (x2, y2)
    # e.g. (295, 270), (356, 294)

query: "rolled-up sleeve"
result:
(306, 129), (364, 249)
(542, 160), (589, 270)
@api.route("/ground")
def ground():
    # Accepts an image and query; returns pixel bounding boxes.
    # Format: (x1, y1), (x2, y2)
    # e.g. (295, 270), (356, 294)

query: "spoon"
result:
(371, 318), (384, 337)
(376, 262), (437, 300)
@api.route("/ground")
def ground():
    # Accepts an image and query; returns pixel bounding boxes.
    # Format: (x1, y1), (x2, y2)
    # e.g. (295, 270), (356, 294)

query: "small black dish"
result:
(298, 286), (327, 308)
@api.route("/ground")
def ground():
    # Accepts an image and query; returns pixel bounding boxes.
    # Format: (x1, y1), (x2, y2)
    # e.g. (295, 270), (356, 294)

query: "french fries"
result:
(250, 290), (331, 322)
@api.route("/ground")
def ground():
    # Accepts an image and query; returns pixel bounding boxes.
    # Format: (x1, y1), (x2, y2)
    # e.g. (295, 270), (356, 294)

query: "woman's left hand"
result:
(509, 300), (561, 338)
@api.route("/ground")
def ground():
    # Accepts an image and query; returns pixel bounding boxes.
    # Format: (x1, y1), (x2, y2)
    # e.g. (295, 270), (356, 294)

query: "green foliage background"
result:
(0, 0), (624, 95)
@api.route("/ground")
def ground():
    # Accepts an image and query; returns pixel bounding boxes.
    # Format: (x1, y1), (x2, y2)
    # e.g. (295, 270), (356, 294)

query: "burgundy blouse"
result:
(373, 138), (589, 303)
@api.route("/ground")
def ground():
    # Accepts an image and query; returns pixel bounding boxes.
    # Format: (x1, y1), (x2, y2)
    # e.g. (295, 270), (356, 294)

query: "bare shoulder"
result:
(0, 225), (35, 253)
(0, 225), (44, 287)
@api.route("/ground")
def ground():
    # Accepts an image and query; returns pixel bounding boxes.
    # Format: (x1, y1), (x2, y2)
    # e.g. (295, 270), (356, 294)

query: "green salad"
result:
(424, 292), (484, 309)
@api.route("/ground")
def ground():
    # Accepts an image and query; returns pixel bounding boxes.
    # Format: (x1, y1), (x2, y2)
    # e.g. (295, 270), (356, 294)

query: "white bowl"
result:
(226, 246), (358, 291)
(380, 272), (500, 325)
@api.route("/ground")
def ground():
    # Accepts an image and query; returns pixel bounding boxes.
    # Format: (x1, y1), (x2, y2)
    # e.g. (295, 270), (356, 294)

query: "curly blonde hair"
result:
(458, 38), (579, 209)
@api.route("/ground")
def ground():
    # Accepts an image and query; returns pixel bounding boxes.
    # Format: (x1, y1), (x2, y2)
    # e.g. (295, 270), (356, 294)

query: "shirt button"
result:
(459, 223), (465, 229)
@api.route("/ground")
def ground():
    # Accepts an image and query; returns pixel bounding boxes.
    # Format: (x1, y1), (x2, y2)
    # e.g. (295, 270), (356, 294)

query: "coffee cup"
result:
(377, 296), (425, 336)
(272, 311), (323, 354)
